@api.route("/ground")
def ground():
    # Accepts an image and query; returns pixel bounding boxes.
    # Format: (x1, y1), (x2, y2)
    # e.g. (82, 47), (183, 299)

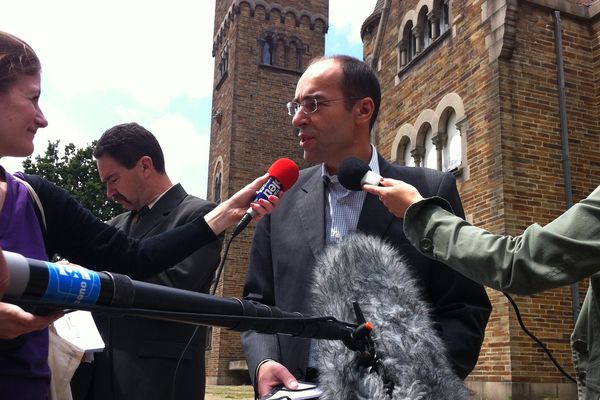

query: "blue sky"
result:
(1, 0), (377, 197)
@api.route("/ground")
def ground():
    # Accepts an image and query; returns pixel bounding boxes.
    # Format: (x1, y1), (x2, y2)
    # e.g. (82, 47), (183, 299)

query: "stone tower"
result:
(206, 0), (328, 385)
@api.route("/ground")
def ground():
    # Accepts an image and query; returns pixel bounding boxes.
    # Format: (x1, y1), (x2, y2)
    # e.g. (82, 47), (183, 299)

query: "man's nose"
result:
(292, 109), (309, 128)
(106, 184), (116, 199)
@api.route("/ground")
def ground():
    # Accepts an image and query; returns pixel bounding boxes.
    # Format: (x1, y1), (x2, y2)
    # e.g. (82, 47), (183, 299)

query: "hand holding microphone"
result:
(203, 158), (299, 236)
(257, 360), (299, 398)
(338, 157), (423, 218)
(231, 158), (300, 237)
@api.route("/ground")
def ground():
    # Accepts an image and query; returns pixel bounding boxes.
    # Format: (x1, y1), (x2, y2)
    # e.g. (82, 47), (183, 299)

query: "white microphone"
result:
(338, 157), (382, 191)
(311, 233), (470, 399)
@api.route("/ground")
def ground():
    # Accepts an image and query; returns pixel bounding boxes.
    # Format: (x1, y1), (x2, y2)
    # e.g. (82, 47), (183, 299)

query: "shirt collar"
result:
(146, 184), (175, 210)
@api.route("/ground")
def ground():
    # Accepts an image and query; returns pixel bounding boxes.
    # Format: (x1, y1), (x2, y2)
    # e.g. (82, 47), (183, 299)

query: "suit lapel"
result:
(131, 184), (188, 237)
(357, 155), (396, 236)
(295, 168), (325, 258)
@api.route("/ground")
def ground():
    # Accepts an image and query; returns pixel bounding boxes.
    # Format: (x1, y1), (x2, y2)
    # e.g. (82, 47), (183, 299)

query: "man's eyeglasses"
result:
(286, 97), (360, 116)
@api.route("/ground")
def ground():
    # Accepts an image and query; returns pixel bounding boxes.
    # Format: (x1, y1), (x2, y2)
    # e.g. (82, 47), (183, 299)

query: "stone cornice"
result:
(482, 0), (519, 62)
(212, 0), (328, 56)
(523, 0), (600, 19)
(483, 0), (599, 63)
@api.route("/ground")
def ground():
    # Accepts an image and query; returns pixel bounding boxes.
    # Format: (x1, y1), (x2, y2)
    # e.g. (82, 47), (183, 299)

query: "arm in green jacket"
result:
(403, 185), (600, 295)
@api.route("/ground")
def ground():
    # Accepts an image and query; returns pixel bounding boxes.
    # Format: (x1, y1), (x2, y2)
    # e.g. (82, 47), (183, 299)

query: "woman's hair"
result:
(0, 31), (41, 93)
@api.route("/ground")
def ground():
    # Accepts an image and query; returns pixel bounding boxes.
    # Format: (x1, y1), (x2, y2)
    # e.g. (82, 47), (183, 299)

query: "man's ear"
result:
(139, 156), (154, 174)
(354, 97), (375, 126)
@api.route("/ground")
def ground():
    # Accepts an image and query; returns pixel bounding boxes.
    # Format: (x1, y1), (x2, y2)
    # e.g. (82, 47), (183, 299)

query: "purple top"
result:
(0, 168), (51, 399)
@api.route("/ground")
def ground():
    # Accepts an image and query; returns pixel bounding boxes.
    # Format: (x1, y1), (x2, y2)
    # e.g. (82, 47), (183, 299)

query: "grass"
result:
(204, 385), (255, 400)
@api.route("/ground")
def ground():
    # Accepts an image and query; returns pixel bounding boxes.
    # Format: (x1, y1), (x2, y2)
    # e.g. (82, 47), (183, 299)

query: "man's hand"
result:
(257, 360), (299, 398)
(363, 178), (424, 218)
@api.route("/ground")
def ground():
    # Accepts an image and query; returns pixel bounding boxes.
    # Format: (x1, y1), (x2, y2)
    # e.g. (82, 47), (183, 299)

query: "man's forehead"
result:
(295, 61), (341, 99)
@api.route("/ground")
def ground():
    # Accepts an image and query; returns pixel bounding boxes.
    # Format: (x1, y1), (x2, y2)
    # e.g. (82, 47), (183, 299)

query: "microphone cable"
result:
(503, 292), (576, 383)
(171, 231), (236, 400)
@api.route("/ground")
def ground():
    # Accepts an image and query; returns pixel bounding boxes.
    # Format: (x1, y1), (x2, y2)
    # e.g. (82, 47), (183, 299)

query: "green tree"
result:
(22, 140), (123, 221)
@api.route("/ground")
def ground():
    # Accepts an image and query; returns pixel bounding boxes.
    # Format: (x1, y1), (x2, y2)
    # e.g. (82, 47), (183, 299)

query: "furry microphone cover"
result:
(311, 233), (471, 400)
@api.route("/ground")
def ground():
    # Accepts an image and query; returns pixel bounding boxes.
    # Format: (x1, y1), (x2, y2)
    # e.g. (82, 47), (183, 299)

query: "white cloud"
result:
(149, 114), (210, 197)
(329, 0), (378, 45)
(2, 0), (215, 112)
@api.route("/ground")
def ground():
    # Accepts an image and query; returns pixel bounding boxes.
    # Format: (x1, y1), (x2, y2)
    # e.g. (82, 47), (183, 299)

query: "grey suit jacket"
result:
(241, 155), (492, 383)
(78, 184), (222, 400)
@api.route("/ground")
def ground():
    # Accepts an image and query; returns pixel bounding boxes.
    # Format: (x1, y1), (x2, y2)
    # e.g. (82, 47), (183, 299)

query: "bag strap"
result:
(13, 175), (47, 233)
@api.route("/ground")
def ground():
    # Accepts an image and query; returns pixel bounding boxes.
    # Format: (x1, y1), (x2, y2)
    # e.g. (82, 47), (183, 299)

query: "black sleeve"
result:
(426, 172), (492, 378)
(24, 174), (218, 280)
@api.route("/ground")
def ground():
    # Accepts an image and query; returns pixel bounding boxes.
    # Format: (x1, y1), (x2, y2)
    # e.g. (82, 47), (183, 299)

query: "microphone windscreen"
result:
(338, 157), (370, 191)
(267, 158), (300, 190)
(311, 233), (470, 400)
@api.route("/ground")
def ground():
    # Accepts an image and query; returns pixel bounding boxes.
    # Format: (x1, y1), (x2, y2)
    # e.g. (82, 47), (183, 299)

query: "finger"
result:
(362, 184), (383, 196)
(275, 368), (299, 390)
(267, 195), (281, 206)
(379, 178), (399, 187)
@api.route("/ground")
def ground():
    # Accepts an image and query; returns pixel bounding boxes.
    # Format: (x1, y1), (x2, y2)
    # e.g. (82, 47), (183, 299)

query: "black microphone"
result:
(232, 158), (300, 237)
(311, 233), (470, 399)
(3, 251), (355, 340)
(338, 156), (382, 191)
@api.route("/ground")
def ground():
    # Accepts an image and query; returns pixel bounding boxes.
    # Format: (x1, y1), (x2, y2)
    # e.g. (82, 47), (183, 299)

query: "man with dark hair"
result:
(72, 122), (222, 400)
(241, 55), (492, 397)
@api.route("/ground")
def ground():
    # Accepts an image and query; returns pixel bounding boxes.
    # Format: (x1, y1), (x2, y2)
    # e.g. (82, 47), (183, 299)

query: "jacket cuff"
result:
(254, 359), (275, 399)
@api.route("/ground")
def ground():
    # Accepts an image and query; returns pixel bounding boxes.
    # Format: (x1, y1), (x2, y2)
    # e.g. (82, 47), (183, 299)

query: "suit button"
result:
(420, 238), (433, 253)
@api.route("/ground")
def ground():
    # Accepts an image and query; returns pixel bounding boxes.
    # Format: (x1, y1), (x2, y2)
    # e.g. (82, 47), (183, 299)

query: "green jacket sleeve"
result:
(403, 185), (600, 295)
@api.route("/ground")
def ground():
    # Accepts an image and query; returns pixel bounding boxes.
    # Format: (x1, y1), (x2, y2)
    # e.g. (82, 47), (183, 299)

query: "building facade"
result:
(206, 0), (327, 385)
(361, 0), (599, 398)
(207, 0), (600, 398)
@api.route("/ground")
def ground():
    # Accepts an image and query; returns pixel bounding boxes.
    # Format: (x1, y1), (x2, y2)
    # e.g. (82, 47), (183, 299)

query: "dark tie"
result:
(131, 205), (150, 228)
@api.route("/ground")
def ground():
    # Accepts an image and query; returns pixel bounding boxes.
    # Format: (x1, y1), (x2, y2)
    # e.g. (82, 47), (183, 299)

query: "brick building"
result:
(360, 0), (600, 398)
(207, 0), (600, 398)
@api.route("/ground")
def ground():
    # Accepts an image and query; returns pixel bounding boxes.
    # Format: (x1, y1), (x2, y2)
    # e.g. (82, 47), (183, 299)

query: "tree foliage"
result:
(22, 140), (123, 221)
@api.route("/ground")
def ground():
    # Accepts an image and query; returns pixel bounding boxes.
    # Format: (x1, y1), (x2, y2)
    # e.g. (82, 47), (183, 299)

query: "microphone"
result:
(232, 158), (300, 237)
(311, 233), (470, 399)
(2, 251), (355, 340)
(338, 156), (382, 191)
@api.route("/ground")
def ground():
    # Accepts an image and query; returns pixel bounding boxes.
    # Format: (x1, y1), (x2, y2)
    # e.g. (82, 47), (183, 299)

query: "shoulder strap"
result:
(13, 175), (47, 233)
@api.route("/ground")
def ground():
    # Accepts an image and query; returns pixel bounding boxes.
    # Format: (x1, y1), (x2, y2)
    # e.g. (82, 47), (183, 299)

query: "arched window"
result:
(296, 48), (303, 70)
(423, 126), (437, 169)
(262, 38), (273, 65)
(403, 141), (415, 167)
(424, 16), (433, 47)
(418, 7), (431, 49)
(404, 22), (416, 61)
(439, 1), (450, 34)
(218, 43), (229, 80)
(442, 111), (462, 172)
(213, 171), (222, 204)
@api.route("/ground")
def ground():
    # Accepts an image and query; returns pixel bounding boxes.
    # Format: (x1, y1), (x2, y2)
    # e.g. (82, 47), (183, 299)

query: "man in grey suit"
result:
(241, 55), (492, 398)
(71, 122), (222, 400)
